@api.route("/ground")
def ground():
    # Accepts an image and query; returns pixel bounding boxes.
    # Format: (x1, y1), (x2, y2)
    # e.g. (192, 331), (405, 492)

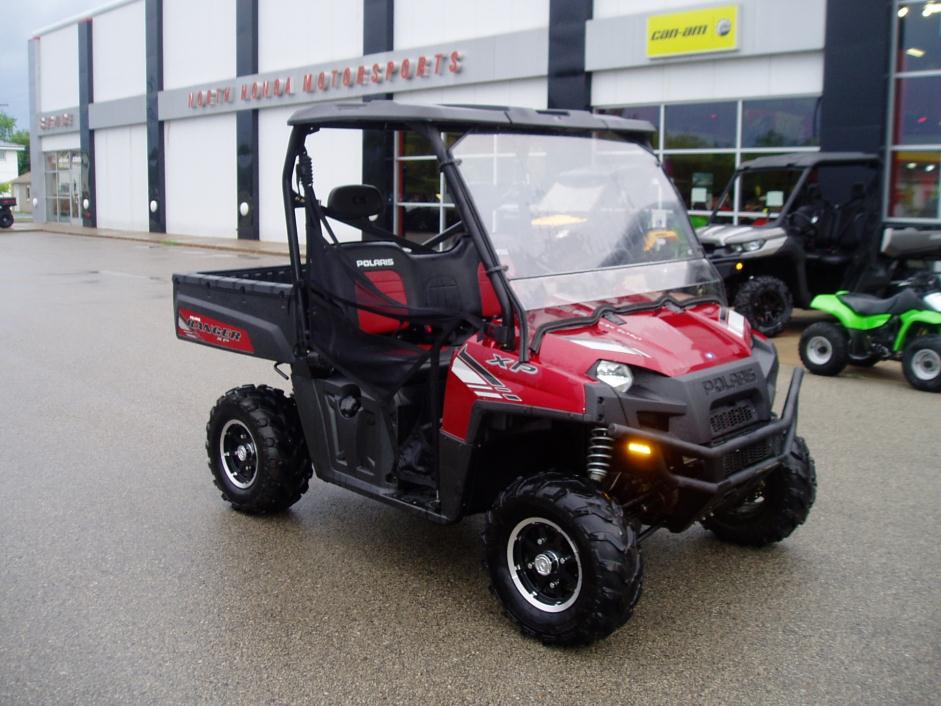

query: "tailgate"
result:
(172, 269), (299, 362)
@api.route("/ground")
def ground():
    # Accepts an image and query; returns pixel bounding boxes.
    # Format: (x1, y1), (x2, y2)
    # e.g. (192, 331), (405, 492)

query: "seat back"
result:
(323, 236), (501, 336)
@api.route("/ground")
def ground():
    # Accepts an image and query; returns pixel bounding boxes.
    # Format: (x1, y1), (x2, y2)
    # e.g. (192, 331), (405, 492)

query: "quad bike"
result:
(173, 101), (816, 645)
(799, 272), (941, 392)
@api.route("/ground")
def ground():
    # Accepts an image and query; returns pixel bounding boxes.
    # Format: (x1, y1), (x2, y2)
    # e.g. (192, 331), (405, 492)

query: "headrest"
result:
(327, 185), (384, 220)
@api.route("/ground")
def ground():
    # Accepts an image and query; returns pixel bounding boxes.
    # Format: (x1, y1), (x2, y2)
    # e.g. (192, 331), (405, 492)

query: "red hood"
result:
(534, 302), (753, 378)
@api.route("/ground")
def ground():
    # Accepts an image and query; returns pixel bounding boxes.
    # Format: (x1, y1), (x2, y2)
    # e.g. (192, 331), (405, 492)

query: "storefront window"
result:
(888, 2), (941, 222)
(662, 154), (735, 212)
(598, 96), (819, 225)
(889, 151), (941, 219)
(394, 131), (455, 238)
(664, 102), (736, 149)
(43, 149), (83, 224)
(896, 1), (941, 72)
(742, 97), (820, 148)
(893, 75), (941, 145)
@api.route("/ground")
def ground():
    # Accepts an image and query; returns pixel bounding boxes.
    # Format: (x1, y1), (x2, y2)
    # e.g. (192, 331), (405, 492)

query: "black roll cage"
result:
(707, 154), (882, 228)
(279, 103), (657, 363)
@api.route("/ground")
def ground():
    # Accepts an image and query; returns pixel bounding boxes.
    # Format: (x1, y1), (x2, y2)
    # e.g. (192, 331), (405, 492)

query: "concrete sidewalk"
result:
(8, 221), (293, 257)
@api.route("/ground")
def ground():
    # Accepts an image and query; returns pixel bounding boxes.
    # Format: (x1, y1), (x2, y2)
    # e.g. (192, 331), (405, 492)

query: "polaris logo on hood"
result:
(356, 258), (394, 268)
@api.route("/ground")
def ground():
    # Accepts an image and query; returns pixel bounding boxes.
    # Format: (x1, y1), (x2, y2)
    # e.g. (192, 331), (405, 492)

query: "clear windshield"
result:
(452, 132), (720, 310)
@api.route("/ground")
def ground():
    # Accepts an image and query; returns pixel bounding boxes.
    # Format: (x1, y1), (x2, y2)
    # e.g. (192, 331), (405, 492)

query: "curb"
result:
(12, 222), (293, 257)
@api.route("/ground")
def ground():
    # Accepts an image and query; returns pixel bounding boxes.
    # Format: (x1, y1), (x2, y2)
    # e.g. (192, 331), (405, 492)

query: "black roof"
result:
(288, 100), (655, 135)
(738, 152), (880, 171)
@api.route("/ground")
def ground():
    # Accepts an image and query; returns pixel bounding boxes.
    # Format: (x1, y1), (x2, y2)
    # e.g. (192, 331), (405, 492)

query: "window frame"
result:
(597, 96), (820, 225)
(885, 0), (941, 223)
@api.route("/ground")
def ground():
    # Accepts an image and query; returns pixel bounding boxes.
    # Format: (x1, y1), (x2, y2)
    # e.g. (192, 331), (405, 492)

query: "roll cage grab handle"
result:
(280, 123), (530, 362)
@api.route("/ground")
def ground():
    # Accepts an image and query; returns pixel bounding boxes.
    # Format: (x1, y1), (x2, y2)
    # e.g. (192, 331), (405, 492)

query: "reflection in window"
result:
(664, 102), (736, 149)
(893, 75), (941, 145)
(896, 2), (941, 72)
(890, 151), (940, 219)
(742, 97), (820, 148)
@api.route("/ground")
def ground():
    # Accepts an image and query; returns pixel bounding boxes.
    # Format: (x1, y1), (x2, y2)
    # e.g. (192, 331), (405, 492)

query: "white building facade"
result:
(28, 0), (936, 240)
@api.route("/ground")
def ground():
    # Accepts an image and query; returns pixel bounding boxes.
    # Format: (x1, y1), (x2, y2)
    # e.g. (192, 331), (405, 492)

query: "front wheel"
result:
(482, 473), (643, 646)
(206, 385), (312, 513)
(733, 275), (793, 337)
(701, 436), (816, 547)
(799, 321), (849, 376)
(902, 335), (941, 392)
(0, 209), (13, 229)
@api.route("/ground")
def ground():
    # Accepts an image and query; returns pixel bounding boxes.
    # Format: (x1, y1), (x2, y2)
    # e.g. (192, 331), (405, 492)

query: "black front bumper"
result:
(608, 368), (803, 525)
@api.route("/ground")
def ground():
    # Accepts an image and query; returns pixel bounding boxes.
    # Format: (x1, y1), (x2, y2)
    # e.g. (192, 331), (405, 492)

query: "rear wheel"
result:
(799, 321), (849, 376)
(702, 436), (816, 547)
(902, 336), (941, 392)
(482, 473), (643, 646)
(733, 276), (793, 337)
(0, 209), (13, 229)
(206, 385), (312, 513)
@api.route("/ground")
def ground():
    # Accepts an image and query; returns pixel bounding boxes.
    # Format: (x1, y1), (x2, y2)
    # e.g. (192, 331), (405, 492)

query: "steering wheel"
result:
(786, 209), (817, 237)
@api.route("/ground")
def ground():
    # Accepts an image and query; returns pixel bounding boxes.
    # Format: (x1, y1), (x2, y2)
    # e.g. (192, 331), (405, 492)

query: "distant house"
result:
(11, 172), (32, 213)
(0, 140), (24, 191)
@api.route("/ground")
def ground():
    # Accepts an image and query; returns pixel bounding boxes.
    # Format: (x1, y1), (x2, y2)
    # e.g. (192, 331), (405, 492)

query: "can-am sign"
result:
(188, 50), (464, 110)
(646, 4), (739, 59)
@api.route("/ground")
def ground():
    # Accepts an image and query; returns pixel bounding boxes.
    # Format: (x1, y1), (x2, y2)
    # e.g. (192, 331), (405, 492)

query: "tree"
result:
(0, 111), (30, 174)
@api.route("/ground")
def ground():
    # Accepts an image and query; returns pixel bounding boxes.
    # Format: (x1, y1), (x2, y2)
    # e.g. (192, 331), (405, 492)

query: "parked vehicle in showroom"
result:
(173, 101), (816, 645)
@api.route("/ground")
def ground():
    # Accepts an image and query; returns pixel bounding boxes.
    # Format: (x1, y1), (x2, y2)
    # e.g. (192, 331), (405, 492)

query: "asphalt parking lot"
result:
(1, 230), (939, 704)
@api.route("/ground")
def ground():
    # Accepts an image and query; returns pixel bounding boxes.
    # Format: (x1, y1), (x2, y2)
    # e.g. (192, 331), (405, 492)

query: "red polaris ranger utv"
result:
(173, 102), (816, 645)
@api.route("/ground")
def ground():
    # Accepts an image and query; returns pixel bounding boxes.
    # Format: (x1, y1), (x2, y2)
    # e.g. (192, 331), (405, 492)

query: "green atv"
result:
(799, 273), (941, 392)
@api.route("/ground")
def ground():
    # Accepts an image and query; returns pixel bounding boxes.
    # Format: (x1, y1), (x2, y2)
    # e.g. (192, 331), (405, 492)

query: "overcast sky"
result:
(1, 0), (100, 129)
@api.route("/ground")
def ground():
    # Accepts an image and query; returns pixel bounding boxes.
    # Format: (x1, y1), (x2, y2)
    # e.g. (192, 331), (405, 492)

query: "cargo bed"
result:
(172, 264), (301, 362)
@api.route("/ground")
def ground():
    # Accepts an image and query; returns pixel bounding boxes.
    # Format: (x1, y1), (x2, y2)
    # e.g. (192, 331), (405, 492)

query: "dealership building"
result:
(27, 0), (941, 242)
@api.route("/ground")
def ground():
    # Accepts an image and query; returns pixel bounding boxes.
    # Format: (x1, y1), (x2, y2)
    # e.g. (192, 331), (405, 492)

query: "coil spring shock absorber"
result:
(587, 426), (614, 483)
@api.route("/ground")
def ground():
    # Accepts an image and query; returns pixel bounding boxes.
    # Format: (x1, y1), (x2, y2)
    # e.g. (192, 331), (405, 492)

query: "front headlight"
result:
(591, 360), (634, 393)
(729, 239), (764, 254)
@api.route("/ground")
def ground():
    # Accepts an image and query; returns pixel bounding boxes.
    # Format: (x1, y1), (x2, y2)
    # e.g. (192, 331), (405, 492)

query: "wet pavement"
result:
(1, 230), (939, 704)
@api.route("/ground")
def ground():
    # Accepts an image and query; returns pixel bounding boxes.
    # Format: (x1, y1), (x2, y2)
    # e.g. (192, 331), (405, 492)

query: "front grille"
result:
(721, 437), (774, 476)
(710, 400), (757, 436)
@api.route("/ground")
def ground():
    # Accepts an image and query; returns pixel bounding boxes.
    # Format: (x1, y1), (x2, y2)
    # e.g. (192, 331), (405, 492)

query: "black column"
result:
(547, 0), (592, 110)
(78, 19), (96, 228)
(363, 0), (395, 231)
(236, 0), (259, 240)
(145, 0), (166, 232)
(820, 0), (893, 154)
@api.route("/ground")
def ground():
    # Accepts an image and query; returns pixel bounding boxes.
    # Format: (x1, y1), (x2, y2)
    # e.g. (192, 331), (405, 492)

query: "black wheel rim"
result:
(219, 419), (258, 489)
(753, 291), (785, 328)
(506, 517), (582, 613)
(717, 480), (768, 522)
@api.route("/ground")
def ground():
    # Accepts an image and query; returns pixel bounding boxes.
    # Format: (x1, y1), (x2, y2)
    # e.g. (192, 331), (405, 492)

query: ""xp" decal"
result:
(485, 354), (538, 375)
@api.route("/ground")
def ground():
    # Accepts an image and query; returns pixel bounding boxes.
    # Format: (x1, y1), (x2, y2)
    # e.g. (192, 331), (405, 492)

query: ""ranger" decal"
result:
(176, 308), (255, 353)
